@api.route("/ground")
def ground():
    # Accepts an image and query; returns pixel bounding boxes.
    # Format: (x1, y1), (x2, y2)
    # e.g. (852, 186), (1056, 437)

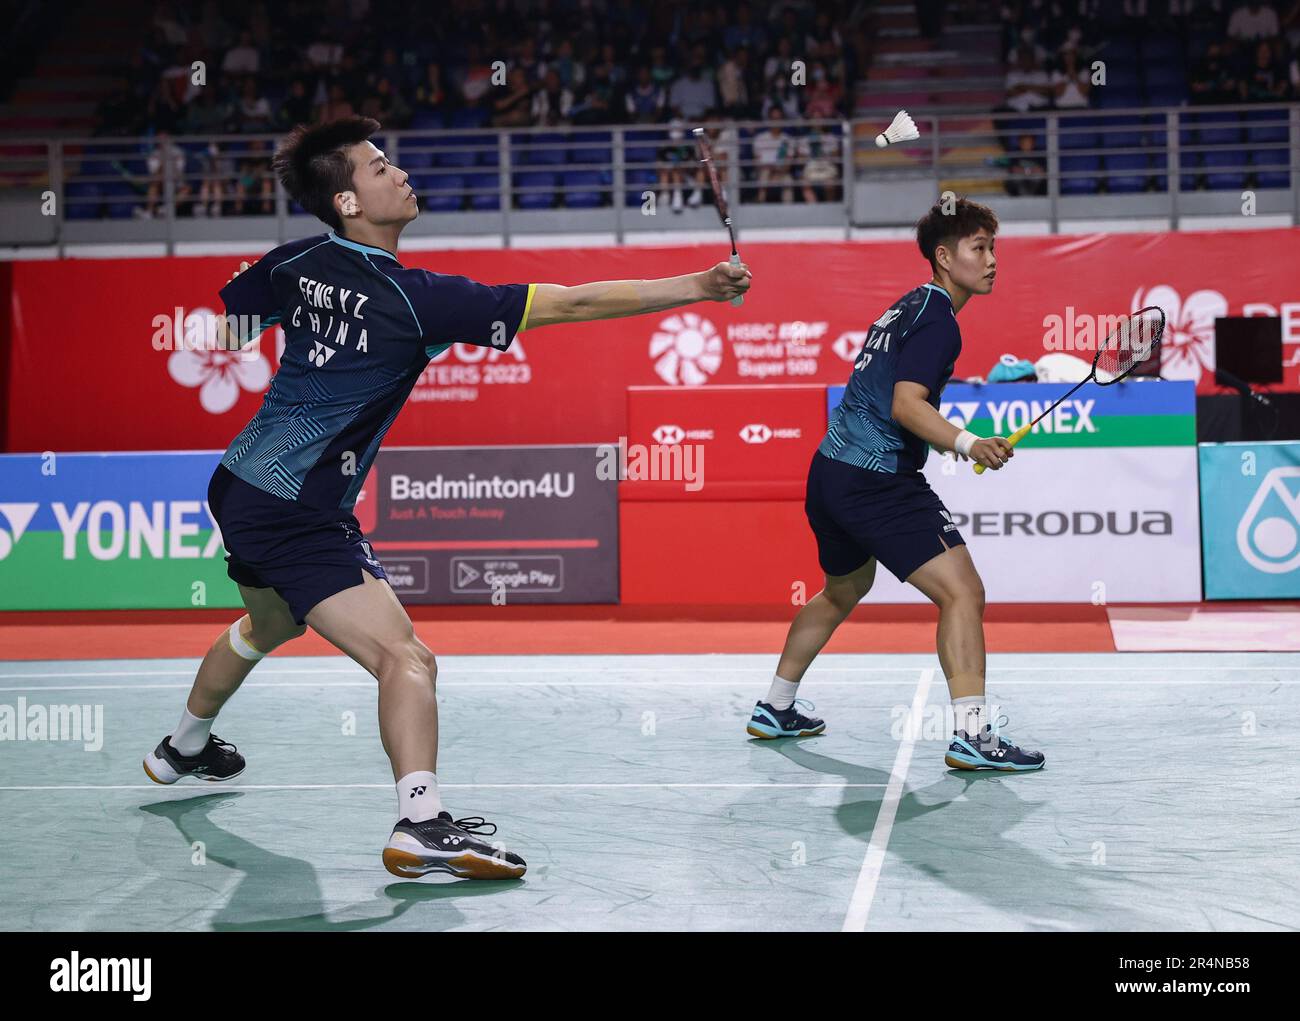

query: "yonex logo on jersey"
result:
(740, 423), (773, 444)
(873, 308), (903, 330)
(309, 342), (337, 367)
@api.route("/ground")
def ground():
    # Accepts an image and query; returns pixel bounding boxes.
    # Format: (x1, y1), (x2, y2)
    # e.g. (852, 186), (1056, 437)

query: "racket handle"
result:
(972, 423), (1032, 474)
(729, 251), (744, 307)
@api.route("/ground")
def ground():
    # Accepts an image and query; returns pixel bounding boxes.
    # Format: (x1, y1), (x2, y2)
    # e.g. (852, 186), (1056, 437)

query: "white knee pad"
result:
(228, 617), (266, 662)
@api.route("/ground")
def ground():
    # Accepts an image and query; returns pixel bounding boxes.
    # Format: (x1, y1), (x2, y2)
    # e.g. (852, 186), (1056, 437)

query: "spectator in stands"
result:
(572, 58), (622, 125)
(531, 68), (574, 125)
(752, 106), (794, 203)
(543, 38), (586, 92)
(1003, 45), (1052, 112)
(457, 43), (497, 112)
(222, 30), (261, 77)
(305, 30), (344, 71)
(413, 63), (448, 120)
(360, 76), (411, 129)
(796, 123), (842, 202)
(668, 44), (718, 121)
(1242, 37), (1292, 98)
(279, 78), (315, 128)
(625, 64), (667, 122)
(193, 141), (232, 217)
(1189, 43), (1243, 103)
(492, 68), (535, 128)
(231, 138), (274, 216)
(316, 82), (355, 122)
(1002, 133), (1048, 197)
(804, 61), (844, 119)
(717, 48), (752, 118)
(1051, 46), (1092, 109)
(1228, 1), (1282, 39)
(182, 82), (234, 134)
(649, 45), (675, 88)
(656, 118), (698, 213)
(724, 3), (768, 51)
(764, 37), (795, 85)
(138, 131), (191, 218)
(761, 75), (802, 119)
(238, 78), (275, 132)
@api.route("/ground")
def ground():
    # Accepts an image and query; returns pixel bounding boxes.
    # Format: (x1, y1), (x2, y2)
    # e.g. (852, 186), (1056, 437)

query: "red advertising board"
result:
(5, 228), (1299, 454)
(621, 384), (825, 500)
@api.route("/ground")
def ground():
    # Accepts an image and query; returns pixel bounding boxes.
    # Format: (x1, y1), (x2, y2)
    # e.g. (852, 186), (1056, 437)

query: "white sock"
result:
(397, 770), (442, 823)
(766, 674), (799, 711)
(171, 706), (215, 756)
(953, 695), (986, 738)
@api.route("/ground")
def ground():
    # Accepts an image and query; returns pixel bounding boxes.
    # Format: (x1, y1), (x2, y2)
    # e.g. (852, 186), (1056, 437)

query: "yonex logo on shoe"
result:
(410, 786), (426, 797)
(49, 952), (151, 1001)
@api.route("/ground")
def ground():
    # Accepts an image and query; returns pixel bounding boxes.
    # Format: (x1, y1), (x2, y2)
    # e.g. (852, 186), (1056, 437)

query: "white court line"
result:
(0, 676), (1296, 692)
(842, 667), (934, 933)
(0, 663), (1297, 681)
(0, 782), (887, 792)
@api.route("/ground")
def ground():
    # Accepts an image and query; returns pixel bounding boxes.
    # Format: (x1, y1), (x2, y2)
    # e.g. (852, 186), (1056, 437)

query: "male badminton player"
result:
(747, 197), (1044, 772)
(141, 116), (751, 879)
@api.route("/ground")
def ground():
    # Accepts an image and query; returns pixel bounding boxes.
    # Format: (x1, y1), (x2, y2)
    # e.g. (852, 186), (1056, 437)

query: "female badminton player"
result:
(747, 197), (1045, 773)
(141, 116), (752, 879)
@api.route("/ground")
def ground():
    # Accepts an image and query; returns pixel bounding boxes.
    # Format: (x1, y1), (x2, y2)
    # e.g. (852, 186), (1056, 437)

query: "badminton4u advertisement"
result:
(1199, 441), (1300, 600)
(357, 444), (618, 604)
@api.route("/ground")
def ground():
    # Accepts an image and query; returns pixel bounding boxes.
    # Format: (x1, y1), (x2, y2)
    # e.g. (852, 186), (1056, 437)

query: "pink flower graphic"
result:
(1132, 284), (1227, 382)
(167, 307), (271, 414)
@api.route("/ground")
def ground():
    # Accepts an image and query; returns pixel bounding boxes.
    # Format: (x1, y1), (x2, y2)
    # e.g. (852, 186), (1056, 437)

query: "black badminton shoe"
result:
(746, 698), (826, 739)
(944, 715), (1045, 772)
(143, 735), (246, 784)
(383, 813), (527, 880)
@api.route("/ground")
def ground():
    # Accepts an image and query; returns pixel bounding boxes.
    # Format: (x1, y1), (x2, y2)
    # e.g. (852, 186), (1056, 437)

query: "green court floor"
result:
(1, 652), (1297, 931)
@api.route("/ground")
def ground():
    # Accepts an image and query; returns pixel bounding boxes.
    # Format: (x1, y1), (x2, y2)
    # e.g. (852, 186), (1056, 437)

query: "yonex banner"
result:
(0, 451), (239, 610)
(827, 379), (1197, 448)
(359, 445), (618, 604)
(1198, 441), (1300, 600)
(827, 380), (1201, 602)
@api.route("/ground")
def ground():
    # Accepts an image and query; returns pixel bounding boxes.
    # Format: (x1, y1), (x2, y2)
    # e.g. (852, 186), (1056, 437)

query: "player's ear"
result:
(336, 190), (360, 219)
(934, 242), (951, 273)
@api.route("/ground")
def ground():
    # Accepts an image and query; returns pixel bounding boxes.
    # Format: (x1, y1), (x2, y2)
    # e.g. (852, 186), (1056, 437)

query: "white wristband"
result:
(954, 430), (978, 457)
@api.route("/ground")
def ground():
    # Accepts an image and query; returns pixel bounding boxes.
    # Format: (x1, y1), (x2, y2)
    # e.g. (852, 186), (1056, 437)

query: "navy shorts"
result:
(207, 464), (388, 625)
(804, 450), (966, 582)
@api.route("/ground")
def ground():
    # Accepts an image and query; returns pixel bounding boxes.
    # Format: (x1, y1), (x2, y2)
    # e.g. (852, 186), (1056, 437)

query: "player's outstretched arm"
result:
(524, 260), (751, 328)
(891, 381), (1014, 471)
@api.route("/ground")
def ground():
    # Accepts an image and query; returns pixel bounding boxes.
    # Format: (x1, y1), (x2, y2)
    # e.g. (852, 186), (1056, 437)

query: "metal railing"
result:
(0, 103), (1297, 248)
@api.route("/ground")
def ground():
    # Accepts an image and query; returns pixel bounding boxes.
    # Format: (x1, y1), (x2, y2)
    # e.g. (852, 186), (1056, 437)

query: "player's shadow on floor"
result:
(137, 793), (516, 931)
(756, 740), (1145, 930)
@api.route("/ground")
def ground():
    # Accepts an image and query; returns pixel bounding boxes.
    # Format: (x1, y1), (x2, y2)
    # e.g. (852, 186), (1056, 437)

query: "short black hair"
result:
(915, 197), (999, 273)
(271, 116), (381, 232)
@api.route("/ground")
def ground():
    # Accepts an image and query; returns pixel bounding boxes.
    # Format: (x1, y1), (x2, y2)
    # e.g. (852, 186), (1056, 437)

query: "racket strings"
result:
(1095, 307), (1166, 382)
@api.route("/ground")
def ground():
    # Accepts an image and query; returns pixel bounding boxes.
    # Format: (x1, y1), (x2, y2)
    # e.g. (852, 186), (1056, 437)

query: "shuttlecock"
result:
(874, 109), (919, 148)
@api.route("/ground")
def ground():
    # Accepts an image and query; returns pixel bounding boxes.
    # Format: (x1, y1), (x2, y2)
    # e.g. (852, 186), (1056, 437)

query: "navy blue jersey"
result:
(218, 232), (534, 511)
(818, 282), (960, 474)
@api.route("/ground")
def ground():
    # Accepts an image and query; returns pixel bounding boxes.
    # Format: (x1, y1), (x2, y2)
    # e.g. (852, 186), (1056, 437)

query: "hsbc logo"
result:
(309, 341), (337, 368)
(832, 331), (870, 362)
(739, 423), (803, 444)
(0, 502), (38, 560)
(652, 424), (714, 445)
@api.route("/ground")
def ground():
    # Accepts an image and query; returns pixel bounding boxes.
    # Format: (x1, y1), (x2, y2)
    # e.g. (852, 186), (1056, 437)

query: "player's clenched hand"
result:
(227, 260), (251, 285)
(702, 261), (752, 301)
(971, 436), (1014, 470)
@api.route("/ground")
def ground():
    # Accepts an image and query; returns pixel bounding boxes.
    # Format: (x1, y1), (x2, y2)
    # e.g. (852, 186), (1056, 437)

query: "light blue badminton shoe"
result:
(945, 715), (1045, 772)
(746, 698), (826, 739)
